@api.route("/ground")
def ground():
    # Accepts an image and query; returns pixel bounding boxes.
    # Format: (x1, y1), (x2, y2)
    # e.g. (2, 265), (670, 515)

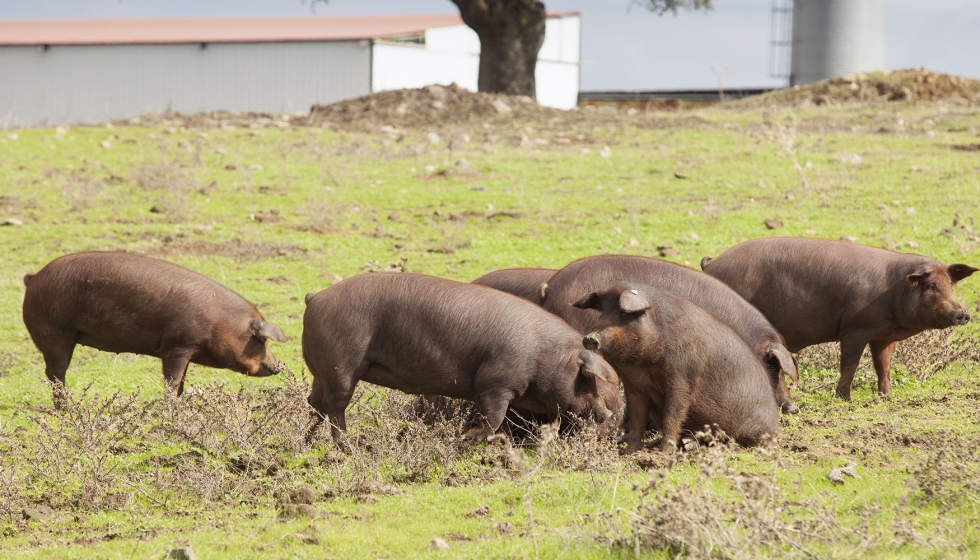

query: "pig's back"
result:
(471, 268), (556, 305)
(24, 252), (254, 344)
(304, 273), (577, 379)
(545, 255), (776, 344)
(703, 238), (930, 348)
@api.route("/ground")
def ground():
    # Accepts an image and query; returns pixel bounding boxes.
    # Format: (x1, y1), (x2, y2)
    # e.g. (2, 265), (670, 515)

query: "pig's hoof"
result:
(834, 390), (852, 401)
(781, 402), (800, 414)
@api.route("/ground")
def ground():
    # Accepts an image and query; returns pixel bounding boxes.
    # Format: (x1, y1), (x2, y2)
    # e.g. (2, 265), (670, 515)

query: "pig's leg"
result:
(659, 382), (692, 452)
(321, 361), (370, 443)
(38, 331), (76, 410)
(162, 351), (193, 397)
(836, 337), (869, 401)
(623, 385), (651, 454)
(468, 391), (512, 442)
(870, 340), (897, 396)
(305, 374), (327, 443)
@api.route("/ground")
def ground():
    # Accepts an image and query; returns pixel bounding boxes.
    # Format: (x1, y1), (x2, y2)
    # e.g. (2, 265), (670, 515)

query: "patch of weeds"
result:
(134, 159), (197, 219)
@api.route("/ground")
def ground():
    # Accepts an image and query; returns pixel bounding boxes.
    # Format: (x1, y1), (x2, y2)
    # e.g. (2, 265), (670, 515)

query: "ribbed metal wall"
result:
(790, 0), (885, 86)
(0, 40), (371, 128)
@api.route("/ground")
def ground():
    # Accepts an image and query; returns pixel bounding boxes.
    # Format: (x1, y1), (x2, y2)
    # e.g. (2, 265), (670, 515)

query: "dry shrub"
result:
(15, 387), (146, 510)
(892, 329), (980, 380)
(616, 435), (953, 558)
(796, 330), (979, 387)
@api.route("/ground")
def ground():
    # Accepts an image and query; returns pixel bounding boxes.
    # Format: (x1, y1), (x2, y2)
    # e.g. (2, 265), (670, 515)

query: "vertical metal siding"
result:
(790, 0), (885, 86)
(0, 40), (371, 128)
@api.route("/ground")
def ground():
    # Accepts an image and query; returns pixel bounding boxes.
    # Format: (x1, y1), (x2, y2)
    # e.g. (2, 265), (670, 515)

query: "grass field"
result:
(2, 98), (980, 558)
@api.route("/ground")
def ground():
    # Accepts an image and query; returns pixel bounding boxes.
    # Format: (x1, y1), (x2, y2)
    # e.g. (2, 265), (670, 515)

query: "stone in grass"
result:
(827, 461), (860, 485)
(164, 546), (196, 560)
(429, 537), (450, 551)
(764, 218), (784, 230)
(290, 484), (317, 505)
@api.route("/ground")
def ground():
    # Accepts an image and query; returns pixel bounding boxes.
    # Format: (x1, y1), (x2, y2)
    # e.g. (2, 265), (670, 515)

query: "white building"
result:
(0, 12), (581, 128)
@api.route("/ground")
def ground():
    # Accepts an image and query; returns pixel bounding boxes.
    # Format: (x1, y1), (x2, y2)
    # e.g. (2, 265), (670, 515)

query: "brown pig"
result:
(302, 273), (622, 443)
(471, 268), (556, 305)
(701, 237), (979, 400)
(575, 283), (780, 452)
(22, 252), (287, 408)
(542, 255), (799, 414)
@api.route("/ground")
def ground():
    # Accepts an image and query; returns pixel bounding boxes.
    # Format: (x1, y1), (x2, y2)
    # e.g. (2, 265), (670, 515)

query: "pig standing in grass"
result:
(701, 237), (978, 400)
(22, 252), (287, 408)
(575, 283), (780, 452)
(302, 273), (622, 443)
(542, 255), (800, 414)
(471, 268), (556, 305)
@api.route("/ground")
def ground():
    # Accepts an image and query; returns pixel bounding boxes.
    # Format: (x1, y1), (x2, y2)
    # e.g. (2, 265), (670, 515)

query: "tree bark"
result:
(451, 0), (546, 98)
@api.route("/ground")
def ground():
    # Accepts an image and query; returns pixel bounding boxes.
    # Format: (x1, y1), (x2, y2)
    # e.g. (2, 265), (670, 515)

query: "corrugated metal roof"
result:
(0, 14), (470, 46)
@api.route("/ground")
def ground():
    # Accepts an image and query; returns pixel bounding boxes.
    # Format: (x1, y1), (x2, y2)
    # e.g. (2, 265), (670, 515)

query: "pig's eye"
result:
(926, 282), (939, 292)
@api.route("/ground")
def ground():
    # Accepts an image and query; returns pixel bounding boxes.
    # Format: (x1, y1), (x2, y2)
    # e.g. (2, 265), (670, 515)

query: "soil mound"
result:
(743, 68), (980, 108)
(309, 83), (558, 129)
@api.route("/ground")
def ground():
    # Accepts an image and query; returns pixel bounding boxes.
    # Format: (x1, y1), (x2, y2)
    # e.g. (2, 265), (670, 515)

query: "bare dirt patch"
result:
(142, 239), (307, 260)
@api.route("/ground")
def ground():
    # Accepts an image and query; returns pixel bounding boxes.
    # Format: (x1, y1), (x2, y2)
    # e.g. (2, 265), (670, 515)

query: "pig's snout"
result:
(583, 333), (601, 352)
(592, 402), (614, 424)
(955, 308), (971, 326)
(254, 355), (286, 377)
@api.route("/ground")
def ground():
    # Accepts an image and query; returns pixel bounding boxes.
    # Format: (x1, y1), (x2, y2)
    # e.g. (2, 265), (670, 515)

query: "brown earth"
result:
(310, 82), (558, 130)
(740, 68), (980, 109)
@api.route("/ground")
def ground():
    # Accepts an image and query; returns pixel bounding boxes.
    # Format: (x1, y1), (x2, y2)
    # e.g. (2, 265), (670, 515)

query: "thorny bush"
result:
(0, 370), (620, 526)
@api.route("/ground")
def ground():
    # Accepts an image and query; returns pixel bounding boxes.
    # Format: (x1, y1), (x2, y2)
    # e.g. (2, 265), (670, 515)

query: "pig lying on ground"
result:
(471, 268), (556, 305)
(542, 255), (799, 414)
(302, 273), (622, 443)
(701, 237), (978, 400)
(575, 283), (780, 453)
(22, 252), (287, 409)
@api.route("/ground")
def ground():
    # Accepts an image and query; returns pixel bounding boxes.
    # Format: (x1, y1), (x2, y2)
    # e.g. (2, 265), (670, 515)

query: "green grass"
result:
(2, 101), (980, 558)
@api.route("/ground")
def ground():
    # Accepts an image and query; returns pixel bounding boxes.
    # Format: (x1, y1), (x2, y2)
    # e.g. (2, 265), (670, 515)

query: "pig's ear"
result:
(572, 292), (602, 310)
(767, 344), (799, 384)
(619, 288), (651, 314)
(948, 264), (980, 284)
(252, 320), (288, 343)
(579, 354), (618, 384)
(906, 264), (936, 285)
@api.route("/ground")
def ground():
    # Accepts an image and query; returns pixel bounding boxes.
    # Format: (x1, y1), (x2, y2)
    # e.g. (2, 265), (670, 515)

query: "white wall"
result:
(0, 40), (371, 127)
(371, 14), (581, 110)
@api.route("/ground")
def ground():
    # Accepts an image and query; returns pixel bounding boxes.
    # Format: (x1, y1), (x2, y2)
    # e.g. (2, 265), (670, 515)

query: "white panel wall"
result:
(371, 42), (479, 93)
(0, 40), (371, 128)
(372, 15), (581, 110)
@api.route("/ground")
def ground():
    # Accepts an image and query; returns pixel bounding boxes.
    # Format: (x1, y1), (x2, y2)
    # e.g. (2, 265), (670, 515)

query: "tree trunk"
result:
(451, 0), (546, 98)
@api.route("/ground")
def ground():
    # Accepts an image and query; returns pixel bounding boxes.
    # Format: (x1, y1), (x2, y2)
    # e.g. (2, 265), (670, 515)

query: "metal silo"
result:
(790, 0), (886, 86)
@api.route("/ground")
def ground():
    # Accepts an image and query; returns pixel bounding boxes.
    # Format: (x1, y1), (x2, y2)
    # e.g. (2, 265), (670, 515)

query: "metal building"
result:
(788, 0), (886, 86)
(0, 13), (581, 128)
